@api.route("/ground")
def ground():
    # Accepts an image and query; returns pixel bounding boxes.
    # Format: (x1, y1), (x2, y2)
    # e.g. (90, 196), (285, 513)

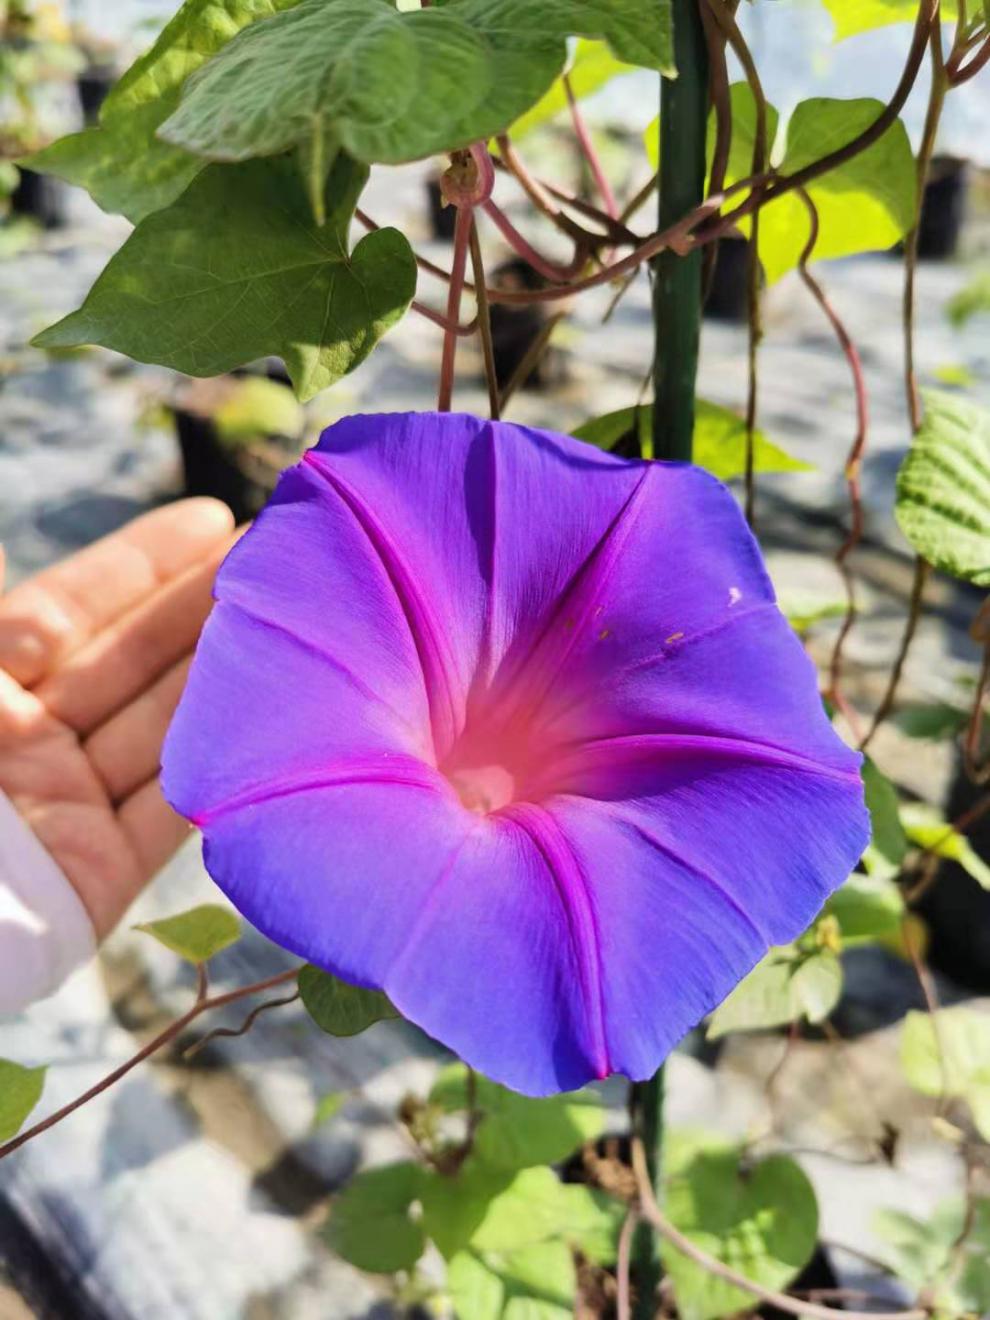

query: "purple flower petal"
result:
(545, 749), (865, 1082)
(163, 411), (869, 1095)
(301, 411), (643, 757)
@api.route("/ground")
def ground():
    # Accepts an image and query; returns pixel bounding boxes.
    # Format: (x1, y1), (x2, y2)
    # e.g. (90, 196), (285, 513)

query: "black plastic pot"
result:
(10, 167), (66, 229)
(488, 257), (568, 393)
(761, 1248), (843, 1319)
(916, 155), (969, 260)
(425, 175), (458, 241)
(703, 234), (757, 322)
(173, 408), (275, 524)
(76, 68), (115, 125)
(916, 746), (990, 992)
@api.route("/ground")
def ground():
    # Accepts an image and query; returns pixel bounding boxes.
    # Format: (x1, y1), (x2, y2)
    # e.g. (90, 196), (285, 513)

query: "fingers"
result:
(35, 532), (236, 735)
(0, 499), (234, 687)
(118, 778), (192, 912)
(84, 656), (191, 803)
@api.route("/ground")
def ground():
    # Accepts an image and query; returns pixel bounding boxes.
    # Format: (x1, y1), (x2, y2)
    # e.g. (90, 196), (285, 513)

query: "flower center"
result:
(448, 763), (516, 815)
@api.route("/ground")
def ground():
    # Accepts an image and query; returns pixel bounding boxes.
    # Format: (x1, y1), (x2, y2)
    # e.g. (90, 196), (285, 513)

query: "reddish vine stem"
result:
(902, 780), (990, 904)
(900, 784), (990, 900)
(480, 198), (584, 282)
(601, 268), (641, 325)
(183, 990), (301, 1060)
(947, 1157), (980, 1288)
(521, 170), (640, 243)
(743, 242), (762, 526)
(701, 1), (732, 203)
(365, 176), (753, 309)
(497, 310), (566, 414)
(360, 6), (937, 318)
(963, 642), (990, 782)
(820, 1020), (892, 1141)
(795, 188), (869, 725)
(437, 202), (474, 411)
(702, 0), (770, 525)
(859, 18), (945, 750)
(619, 171), (659, 226)
(708, 0), (939, 236)
(482, 196), (725, 304)
(951, 25), (987, 61)
(953, 787), (990, 835)
(493, 135), (605, 246)
(468, 218), (500, 420)
(860, 557), (931, 752)
(631, 1139), (928, 1320)
(412, 300), (478, 337)
(563, 72), (618, 219)
(0, 966), (300, 1161)
(496, 144), (644, 245)
(616, 1208), (637, 1320)
(905, 23), (947, 430)
(947, 34), (990, 83)
(699, 0), (732, 305)
(902, 914), (951, 1111)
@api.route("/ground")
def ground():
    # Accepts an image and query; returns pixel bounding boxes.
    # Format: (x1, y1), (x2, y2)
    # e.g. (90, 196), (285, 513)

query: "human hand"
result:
(0, 500), (236, 939)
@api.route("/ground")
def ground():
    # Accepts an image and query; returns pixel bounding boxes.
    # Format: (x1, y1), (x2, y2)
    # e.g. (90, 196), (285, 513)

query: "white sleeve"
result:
(0, 792), (96, 1014)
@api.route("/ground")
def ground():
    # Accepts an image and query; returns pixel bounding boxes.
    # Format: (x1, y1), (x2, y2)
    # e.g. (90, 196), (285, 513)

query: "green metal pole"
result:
(630, 2), (708, 1314)
(651, 0), (709, 463)
(629, 1062), (666, 1317)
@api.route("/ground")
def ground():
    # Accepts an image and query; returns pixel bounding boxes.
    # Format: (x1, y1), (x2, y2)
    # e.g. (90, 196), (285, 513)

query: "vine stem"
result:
(496, 311), (566, 414)
(631, 1139), (929, 1320)
(698, 1), (730, 308)
(357, 2), (936, 320)
(860, 557), (930, 752)
(619, 171), (659, 226)
(467, 218), (500, 420)
(563, 72), (618, 219)
(493, 136), (611, 245)
(701, 1), (731, 204)
(708, 0), (939, 235)
(795, 188), (869, 728)
(480, 198), (584, 282)
(703, 0), (770, 525)
(616, 1208), (637, 1320)
(904, 23), (946, 431)
(902, 781), (990, 905)
(412, 300), (477, 337)
(901, 914), (951, 1110)
(861, 23), (945, 749)
(947, 33), (990, 83)
(0, 966), (300, 1161)
(182, 990), (301, 1060)
(437, 202), (474, 412)
(963, 642), (990, 782)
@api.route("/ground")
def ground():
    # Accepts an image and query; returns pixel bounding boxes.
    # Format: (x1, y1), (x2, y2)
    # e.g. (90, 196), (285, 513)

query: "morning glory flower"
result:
(163, 412), (868, 1096)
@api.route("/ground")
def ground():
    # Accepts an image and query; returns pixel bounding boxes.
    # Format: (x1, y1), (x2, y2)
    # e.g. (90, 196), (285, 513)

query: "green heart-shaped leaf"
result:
(34, 154), (416, 401)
